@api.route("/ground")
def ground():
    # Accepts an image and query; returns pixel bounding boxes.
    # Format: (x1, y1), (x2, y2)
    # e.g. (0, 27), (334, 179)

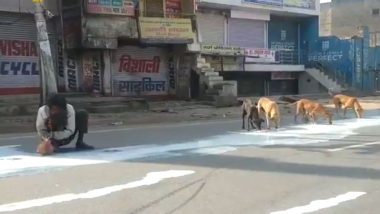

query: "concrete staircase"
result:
(305, 68), (344, 93)
(196, 56), (238, 107)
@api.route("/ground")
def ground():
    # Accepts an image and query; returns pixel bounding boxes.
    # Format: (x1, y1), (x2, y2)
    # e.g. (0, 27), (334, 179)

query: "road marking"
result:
(328, 142), (380, 152)
(0, 170), (194, 212)
(0, 119), (240, 141)
(270, 192), (366, 214)
(189, 146), (237, 155)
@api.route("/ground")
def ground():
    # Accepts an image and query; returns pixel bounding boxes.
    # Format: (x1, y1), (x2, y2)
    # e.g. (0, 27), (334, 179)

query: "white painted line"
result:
(328, 142), (380, 152)
(0, 119), (240, 141)
(0, 170), (194, 212)
(270, 192), (366, 214)
(189, 146), (237, 155)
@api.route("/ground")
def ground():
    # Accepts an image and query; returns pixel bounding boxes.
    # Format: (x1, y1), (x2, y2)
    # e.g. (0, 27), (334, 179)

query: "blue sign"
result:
(307, 36), (354, 86)
(243, 0), (283, 6)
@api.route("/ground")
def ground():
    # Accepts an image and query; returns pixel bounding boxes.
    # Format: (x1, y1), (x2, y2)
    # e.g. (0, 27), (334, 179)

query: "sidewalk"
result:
(0, 94), (379, 135)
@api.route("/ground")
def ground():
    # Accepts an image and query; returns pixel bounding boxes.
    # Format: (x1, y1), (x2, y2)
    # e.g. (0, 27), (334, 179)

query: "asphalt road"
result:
(1, 111), (380, 214)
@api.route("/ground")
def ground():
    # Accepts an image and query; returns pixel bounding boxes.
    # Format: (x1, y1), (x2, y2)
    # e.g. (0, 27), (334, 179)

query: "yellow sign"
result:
(32, 0), (43, 2)
(139, 17), (194, 43)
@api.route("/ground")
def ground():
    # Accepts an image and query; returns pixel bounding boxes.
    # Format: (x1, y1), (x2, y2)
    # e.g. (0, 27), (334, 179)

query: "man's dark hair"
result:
(46, 94), (68, 131)
(47, 94), (67, 111)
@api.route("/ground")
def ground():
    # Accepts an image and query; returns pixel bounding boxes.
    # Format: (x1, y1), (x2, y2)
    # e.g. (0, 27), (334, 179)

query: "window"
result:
(322, 41), (330, 51)
(372, 9), (380, 16)
(281, 30), (286, 41)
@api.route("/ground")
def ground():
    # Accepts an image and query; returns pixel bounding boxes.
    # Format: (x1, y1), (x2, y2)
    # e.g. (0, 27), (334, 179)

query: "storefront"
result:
(0, 12), (39, 95)
(227, 18), (266, 48)
(196, 10), (225, 45)
(268, 16), (300, 64)
(111, 45), (172, 97)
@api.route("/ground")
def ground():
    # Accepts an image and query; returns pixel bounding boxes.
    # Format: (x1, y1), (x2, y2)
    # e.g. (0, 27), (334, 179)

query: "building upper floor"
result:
(197, 0), (320, 16)
(320, 0), (380, 38)
(0, 0), (59, 15)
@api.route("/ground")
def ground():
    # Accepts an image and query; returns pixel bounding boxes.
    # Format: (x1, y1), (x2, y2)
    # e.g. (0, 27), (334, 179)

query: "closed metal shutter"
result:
(112, 46), (169, 96)
(228, 18), (265, 48)
(0, 12), (39, 95)
(196, 12), (225, 45)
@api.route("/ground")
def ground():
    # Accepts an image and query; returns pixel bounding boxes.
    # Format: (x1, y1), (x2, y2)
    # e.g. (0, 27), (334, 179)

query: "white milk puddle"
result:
(1, 116), (380, 178)
(0, 170), (194, 212)
(270, 191), (366, 214)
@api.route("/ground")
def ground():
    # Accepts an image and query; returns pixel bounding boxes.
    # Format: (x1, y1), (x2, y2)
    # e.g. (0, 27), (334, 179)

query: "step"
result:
(196, 57), (206, 64)
(205, 88), (220, 96)
(200, 67), (215, 72)
(197, 62), (211, 68)
(206, 76), (223, 82)
(202, 71), (219, 76)
(208, 79), (225, 87)
(86, 102), (149, 114)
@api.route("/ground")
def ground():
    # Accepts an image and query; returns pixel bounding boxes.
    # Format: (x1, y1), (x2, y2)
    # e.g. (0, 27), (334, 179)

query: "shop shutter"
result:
(0, 12), (39, 94)
(228, 18), (265, 48)
(112, 46), (170, 96)
(196, 12), (225, 45)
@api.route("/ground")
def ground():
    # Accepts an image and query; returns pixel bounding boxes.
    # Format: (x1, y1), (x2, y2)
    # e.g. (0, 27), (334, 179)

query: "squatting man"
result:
(36, 94), (95, 155)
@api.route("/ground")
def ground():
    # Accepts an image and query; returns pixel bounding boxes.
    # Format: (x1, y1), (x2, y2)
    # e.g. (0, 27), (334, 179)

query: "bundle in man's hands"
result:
(36, 138), (54, 156)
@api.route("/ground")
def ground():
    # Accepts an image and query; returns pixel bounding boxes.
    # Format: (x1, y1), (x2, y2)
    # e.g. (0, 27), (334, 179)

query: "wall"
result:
(268, 16), (299, 52)
(298, 72), (325, 94)
(111, 46), (170, 97)
(319, 2), (331, 37)
(323, 0), (380, 38)
(307, 36), (354, 86)
(0, 0), (59, 15)
(82, 16), (138, 49)
(198, 0), (319, 16)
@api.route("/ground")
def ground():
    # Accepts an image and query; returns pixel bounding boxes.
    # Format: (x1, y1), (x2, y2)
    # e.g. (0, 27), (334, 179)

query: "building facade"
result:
(320, 0), (380, 39)
(60, 0), (196, 99)
(194, 0), (320, 96)
(0, 0), (324, 98)
(0, 0), (59, 95)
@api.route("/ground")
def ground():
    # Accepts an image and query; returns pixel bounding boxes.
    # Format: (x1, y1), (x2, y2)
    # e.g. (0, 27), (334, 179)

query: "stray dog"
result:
(257, 97), (280, 129)
(241, 99), (264, 131)
(331, 94), (363, 118)
(307, 102), (333, 124)
(289, 99), (315, 123)
(290, 99), (332, 124)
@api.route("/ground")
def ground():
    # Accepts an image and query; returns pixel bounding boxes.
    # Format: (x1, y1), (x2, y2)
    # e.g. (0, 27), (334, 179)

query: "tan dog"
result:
(257, 97), (280, 129)
(331, 94), (363, 118)
(290, 99), (332, 124)
(290, 99), (316, 123)
(308, 102), (333, 124)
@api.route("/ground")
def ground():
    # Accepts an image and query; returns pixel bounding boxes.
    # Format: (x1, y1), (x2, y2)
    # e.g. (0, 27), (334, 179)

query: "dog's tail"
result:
(286, 101), (299, 107)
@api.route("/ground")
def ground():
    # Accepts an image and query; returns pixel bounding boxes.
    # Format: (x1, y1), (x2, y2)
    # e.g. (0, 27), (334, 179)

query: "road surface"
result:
(0, 111), (380, 214)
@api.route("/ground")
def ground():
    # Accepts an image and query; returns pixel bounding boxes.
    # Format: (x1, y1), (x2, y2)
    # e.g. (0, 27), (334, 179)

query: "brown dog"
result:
(308, 102), (333, 124)
(331, 94), (363, 118)
(290, 99), (315, 123)
(290, 99), (332, 124)
(241, 99), (264, 131)
(257, 97), (280, 129)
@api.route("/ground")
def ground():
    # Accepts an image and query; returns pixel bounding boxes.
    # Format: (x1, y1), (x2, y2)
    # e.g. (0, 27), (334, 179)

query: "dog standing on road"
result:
(257, 97), (280, 129)
(241, 99), (264, 131)
(331, 94), (363, 118)
(290, 99), (332, 124)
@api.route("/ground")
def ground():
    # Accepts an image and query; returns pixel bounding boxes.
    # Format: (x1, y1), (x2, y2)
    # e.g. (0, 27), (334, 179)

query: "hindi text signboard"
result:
(139, 17), (193, 43)
(86, 0), (135, 16)
(245, 48), (276, 63)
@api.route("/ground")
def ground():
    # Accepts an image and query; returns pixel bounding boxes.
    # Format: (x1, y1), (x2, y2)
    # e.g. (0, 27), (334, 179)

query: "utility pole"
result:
(32, 0), (58, 106)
